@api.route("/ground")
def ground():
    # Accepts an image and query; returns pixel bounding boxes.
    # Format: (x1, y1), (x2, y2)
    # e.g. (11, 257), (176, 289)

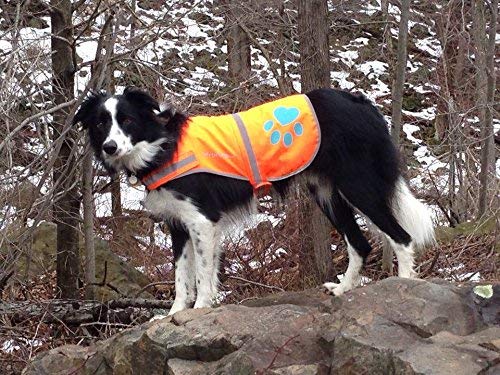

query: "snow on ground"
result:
(338, 50), (359, 68)
(415, 37), (442, 58)
(438, 264), (482, 282)
(330, 71), (355, 90)
(4, 1), (483, 278)
(1, 338), (43, 354)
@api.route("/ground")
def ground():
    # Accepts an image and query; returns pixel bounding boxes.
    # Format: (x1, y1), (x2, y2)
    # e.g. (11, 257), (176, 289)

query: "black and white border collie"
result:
(74, 87), (434, 315)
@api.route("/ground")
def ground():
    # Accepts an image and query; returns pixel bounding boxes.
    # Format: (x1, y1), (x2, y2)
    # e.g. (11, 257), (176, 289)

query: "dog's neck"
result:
(126, 112), (189, 181)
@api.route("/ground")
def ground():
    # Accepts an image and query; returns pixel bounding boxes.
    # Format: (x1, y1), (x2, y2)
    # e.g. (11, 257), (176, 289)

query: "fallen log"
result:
(0, 298), (173, 325)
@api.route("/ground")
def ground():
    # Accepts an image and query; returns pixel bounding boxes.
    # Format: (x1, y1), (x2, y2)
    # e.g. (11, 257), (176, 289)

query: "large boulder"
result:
(7, 222), (152, 300)
(23, 278), (499, 375)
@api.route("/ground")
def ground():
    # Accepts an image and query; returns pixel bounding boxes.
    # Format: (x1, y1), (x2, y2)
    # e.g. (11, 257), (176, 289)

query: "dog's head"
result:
(73, 87), (177, 174)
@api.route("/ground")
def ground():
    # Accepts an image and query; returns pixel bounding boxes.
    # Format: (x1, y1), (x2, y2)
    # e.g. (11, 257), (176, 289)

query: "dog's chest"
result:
(143, 189), (198, 222)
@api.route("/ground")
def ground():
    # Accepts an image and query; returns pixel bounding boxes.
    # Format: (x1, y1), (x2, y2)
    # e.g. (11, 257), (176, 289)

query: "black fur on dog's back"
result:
(304, 88), (401, 208)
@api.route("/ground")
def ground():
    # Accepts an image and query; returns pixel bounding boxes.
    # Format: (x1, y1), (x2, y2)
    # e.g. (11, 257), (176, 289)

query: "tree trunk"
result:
(390, 0), (410, 148)
(477, 0), (498, 218)
(82, 142), (95, 299)
(297, 0), (333, 284)
(383, 0), (410, 272)
(224, 0), (251, 84)
(381, 0), (394, 275)
(298, 0), (330, 93)
(51, 0), (79, 299)
(381, 0), (394, 58)
(84, 10), (119, 298)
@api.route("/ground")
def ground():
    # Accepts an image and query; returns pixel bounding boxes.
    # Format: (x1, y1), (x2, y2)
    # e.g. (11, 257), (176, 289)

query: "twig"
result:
(0, 99), (78, 153)
(229, 276), (285, 292)
(420, 250), (440, 277)
(0, 270), (14, 293)
(133, 281), (175, 298)
(262, 334), (300, 372)
(91, 261), (108, 287)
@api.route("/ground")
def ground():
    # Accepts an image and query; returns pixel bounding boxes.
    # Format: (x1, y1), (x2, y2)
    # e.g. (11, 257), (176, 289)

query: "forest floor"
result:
(1, 217), (497, 374)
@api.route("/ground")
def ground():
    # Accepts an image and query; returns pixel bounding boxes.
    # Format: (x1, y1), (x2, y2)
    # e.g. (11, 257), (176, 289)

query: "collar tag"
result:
(128, 175), (140, 187)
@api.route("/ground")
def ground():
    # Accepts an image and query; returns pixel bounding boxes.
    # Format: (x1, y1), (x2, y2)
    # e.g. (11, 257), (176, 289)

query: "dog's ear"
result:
(73, 91), (107, 128)
(157, 103), (177, 124)
(123, 86), (160, 112)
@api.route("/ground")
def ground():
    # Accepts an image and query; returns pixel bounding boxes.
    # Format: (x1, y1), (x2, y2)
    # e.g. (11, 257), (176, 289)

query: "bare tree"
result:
(382, 0), (410, 272)
(476, 0), (498, 218)
(390, 0), (410, 148)
(297, 0), (334, 284)
(82, 143), (95, 299)
(223, 0), (251, 85)
(51, 0), (80, 299)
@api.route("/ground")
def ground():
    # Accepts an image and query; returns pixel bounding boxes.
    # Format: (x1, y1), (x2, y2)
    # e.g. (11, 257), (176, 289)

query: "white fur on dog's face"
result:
(100, 97), (167, 173)
(103, 98), (134, 159)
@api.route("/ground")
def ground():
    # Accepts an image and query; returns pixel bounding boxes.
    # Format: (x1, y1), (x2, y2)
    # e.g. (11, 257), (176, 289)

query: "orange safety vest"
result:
(142, 94), (321, 193)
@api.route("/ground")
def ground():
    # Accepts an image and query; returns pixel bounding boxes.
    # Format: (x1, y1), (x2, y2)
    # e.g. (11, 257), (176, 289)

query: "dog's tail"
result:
(391, 177), (435, 248)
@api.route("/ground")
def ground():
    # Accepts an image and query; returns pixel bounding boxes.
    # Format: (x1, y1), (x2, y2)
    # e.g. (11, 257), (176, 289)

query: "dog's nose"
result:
(103, 140), (118, 155)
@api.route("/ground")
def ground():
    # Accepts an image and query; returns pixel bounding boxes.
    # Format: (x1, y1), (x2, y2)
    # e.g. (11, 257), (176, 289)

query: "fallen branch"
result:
(0, 297), (173, 325)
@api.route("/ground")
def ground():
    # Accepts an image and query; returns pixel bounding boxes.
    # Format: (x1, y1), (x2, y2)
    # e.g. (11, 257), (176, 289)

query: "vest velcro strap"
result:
(142, 152), (199, 190)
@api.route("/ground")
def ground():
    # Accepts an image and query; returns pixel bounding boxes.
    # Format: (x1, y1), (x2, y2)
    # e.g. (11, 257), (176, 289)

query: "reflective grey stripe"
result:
(232, 113), (262, 185)
(143, 154), (197, 187)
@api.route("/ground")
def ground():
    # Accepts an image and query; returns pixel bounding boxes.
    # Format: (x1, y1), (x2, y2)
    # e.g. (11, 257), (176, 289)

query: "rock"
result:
(23, 278), (500, 375)
(435, 217), (498, 243)
(93, 237), (153, 300)
(4, 222), (152, 300)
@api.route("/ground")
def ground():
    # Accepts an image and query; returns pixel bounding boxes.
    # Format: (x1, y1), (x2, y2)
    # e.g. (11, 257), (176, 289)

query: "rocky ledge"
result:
(23, 278), (499, 375)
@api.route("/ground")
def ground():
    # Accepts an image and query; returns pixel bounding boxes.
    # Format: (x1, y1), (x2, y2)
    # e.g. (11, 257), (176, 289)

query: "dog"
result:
(74, 87), (435, 315)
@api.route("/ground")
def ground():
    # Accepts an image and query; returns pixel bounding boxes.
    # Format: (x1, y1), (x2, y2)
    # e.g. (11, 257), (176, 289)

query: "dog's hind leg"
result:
(336, 180), (416, 279)
(385, 237), (416, 278)
(168, 224), (196, 316)
(309, 185), (372, 295)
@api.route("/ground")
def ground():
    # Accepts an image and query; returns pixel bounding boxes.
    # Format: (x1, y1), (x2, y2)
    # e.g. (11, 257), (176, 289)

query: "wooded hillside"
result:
(0, 1), (498, 373)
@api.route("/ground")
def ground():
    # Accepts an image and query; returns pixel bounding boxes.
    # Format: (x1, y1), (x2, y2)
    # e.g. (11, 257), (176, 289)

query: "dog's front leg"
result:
(167, 222), (196, 315)
(169, 238), (196, 315)
(189, 219), (218, 309)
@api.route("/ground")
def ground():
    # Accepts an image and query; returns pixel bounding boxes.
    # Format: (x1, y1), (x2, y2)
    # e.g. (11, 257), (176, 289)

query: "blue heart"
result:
(273, 106), (299, 126)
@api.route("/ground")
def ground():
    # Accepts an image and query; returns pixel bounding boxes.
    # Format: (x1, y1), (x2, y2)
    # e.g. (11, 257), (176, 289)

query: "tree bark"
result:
(224, 0), (251, 84)
(83, 10), (119, 298)
(477, 0), (498, 218)
(297, 0), (334, 284)
(390, 0), (410, 148)
(298, 0), (330, 93)
(51, 0), (80, 299)
(384, 0), (410, 272)
(82, 142), (95, 299)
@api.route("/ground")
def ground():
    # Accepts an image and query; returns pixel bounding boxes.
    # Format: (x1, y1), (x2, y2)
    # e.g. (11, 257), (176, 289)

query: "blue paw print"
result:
(263, 106), (303, 148)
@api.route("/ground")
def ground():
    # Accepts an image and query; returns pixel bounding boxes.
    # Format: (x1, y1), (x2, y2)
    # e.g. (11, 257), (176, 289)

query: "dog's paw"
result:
(168, 301), (189, 316)
(323, 282), (357, 296)
(193, 301), (212, 309)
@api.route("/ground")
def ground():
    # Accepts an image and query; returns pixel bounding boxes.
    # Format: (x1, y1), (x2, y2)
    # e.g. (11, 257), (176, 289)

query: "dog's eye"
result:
(122, 117), (133, 125)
